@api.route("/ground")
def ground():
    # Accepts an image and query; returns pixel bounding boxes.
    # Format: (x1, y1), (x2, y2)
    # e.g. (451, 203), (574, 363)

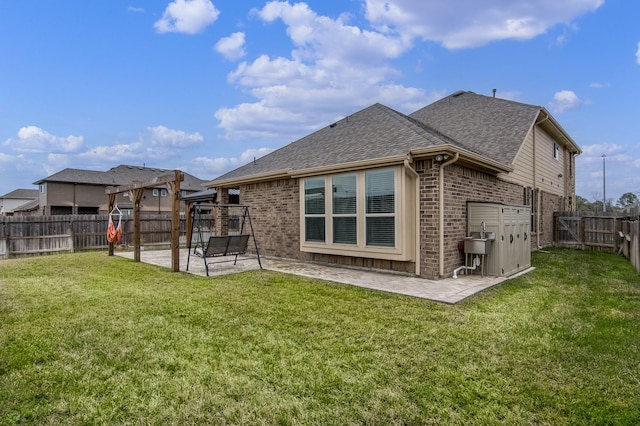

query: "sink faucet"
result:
(480, 221), (485, 239)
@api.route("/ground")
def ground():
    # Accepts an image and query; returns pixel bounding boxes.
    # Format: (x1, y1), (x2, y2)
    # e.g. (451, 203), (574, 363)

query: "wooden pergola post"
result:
(131, 188), (144, 262)
(167, 170), (182, 272)
(105, 171), (184, 271)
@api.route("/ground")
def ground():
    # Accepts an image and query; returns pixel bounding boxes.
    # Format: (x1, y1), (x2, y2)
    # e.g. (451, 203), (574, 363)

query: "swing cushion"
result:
(196, 235), (250, 258)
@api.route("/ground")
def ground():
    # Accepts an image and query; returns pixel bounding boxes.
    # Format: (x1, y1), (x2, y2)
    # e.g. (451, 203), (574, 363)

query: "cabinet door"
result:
(517, 207), (531, 270)
(501, 207), (518, 276)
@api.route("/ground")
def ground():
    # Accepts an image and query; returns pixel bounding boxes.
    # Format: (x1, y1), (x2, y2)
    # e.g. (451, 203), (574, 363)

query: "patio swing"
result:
(107, 204), (123, 244)
(186, 203), (262, 276)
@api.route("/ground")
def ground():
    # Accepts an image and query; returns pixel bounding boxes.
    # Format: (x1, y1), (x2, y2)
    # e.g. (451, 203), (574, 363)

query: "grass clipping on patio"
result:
(1, 248), (640, 424)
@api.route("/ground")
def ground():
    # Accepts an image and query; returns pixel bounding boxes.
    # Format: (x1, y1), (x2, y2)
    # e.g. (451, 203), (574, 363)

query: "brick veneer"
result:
(415, 160), (524, 277)
(233, 160), (570, 278)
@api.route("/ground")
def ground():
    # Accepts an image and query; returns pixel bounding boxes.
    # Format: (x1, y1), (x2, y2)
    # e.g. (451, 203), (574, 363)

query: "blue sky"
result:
(1, 0), (638, 203)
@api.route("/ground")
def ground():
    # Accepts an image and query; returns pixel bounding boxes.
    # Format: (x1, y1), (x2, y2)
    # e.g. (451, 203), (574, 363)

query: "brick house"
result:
(205, 91), (581, 278)
(28, 165), (207, 216)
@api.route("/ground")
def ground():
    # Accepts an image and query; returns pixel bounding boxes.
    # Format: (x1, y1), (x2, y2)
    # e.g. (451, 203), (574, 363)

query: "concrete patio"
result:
(114, 249), (532, 304)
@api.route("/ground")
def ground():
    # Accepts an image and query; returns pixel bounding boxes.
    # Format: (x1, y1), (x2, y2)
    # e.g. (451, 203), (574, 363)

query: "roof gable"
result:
(409, 91), (541, 165)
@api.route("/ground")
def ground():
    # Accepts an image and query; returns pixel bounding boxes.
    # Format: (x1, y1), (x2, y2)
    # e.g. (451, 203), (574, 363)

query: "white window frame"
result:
(300, 165), (415, 261)
(152, 188), (159, 197)
(553, 142), (560, 160)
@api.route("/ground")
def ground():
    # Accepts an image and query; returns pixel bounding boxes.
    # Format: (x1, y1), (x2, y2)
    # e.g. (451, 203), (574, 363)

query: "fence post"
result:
(68, 221), (75, 253)
(1, 223), (8, 259)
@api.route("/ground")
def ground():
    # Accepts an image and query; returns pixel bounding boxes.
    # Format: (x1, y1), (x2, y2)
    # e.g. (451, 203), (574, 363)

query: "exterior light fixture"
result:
(435, 154), (450, 162)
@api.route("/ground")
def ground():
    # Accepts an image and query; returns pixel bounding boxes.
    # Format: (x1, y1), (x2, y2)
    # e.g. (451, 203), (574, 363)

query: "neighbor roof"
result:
(1, 188), (39, 199)
(34, 165), (207, 191)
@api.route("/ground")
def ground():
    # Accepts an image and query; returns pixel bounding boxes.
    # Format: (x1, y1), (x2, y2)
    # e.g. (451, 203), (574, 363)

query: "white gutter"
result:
(439, 152), (459, 277)
(404, 157), (420, 276)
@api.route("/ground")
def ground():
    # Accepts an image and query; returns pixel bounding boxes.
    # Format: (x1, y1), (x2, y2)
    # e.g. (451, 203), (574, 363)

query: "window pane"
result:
(305, 217), (325, 242)
(366, 169), (394, 214)
(333, 174), (356, 214)
(333, 217), (357, 244)
(305, 178), (325, 214)
(366, 217), (395, 247)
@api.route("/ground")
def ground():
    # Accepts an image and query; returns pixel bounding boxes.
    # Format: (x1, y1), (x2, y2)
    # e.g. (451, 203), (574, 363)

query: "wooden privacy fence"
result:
(554, 209), (640, 274)
(620, 206), (640, 274)
(0, 214), (201, 259)
(553, 212), (621, 252)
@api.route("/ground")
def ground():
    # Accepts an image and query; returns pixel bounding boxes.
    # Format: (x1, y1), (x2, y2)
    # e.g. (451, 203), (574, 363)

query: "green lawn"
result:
(1, 248), (639, 425)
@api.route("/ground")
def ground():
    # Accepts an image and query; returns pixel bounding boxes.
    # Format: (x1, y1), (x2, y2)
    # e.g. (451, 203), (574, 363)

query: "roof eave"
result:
(410, 145), (513, 174)
(205, 169), (293, 188)
(539, 108), (582, 155)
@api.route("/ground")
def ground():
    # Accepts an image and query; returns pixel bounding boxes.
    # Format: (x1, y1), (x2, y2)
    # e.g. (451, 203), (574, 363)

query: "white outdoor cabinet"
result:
(467, 202), (531, 277)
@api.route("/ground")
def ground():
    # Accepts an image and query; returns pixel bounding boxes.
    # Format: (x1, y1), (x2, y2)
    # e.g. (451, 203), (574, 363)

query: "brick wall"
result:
(237, 160), (561, 279)
(416, 160), (524, 277)
(239, 178), (302, 260)
(538, 190), (564, 247)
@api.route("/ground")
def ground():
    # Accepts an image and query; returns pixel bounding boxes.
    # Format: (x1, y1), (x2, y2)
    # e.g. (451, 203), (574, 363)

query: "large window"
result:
(332, 174), (357, 244)
(301, 166), (412, 260)
(365, 169), (395, 247)
(304, 178), (325, 242)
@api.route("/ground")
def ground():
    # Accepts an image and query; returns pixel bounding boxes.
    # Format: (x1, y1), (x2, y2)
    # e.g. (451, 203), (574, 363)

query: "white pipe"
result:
(453, 256), (480, 279)
(439, 152), (459, 277)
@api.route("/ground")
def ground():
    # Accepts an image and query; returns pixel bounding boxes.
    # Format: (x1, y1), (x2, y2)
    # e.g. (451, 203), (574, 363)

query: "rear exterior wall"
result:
(415, 160), (524, 278)
(237, 161), (562, 278)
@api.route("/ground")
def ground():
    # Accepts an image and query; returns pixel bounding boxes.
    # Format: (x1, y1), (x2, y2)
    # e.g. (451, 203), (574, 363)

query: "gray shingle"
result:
(409, 91), (540, 165)
(34, 165), (207, 191)
(214, 103), (449, 182)
(1, 189), (39, 199)
(211, 91), (547, 185)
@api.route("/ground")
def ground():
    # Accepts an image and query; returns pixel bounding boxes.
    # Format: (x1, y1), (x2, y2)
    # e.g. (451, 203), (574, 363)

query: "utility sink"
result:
(463, 232), (496, 254)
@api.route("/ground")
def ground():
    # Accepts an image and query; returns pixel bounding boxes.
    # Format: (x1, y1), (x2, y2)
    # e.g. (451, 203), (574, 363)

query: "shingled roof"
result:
(212, 103), (452, 183)
(209, 90), (577, 187)
(409, 91), (542, 165)
(34, 165), (207, 191)
(1, 188), (39, 199)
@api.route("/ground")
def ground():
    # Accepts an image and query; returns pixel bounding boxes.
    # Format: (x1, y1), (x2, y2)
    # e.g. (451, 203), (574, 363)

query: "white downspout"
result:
(439, 152), (459, 277)
(404, 158), (420, 276)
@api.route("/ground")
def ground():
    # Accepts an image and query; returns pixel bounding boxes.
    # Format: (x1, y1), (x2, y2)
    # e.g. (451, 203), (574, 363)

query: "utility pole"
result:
(602, 154), (606, 213)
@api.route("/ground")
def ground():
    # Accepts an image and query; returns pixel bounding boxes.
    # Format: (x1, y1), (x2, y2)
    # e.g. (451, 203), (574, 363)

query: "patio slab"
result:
(114, 249), (532, 304)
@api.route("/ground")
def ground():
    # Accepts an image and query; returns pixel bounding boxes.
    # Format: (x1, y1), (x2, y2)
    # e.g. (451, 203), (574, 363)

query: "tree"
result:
(616, 192), (639, 209)
(575, 195), (592, 212)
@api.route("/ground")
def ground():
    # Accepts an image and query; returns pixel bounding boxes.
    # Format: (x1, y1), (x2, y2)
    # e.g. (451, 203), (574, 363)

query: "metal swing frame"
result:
(186, 203), (262, 276)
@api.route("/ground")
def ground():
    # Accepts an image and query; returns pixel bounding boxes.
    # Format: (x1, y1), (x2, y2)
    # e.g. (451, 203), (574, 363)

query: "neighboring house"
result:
(205, 91), (581, 278)
(26, 165), (207, 216)
(0, 189), (39, 216)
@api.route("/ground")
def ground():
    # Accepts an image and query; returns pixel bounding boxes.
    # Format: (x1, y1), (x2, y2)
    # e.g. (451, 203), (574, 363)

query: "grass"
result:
(1, 248), (639, 425)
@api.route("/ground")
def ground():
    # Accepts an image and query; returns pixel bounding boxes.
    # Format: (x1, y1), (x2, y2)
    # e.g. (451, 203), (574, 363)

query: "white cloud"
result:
(215, 32), (247, 60)
(192, 147), (274, 175)
(636, 41), (640, 64)
(215, 2), (432, 140)
(549, 90), (582, 113)
(4, 126), (84, 153)
(364, 0), (603, 49)
(145, 126), (203, 147)
(589, 82), (610, 89)
(128, 6), (145, 13)
(154, 0), (219, 34)
(75, 125), (202, 164)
